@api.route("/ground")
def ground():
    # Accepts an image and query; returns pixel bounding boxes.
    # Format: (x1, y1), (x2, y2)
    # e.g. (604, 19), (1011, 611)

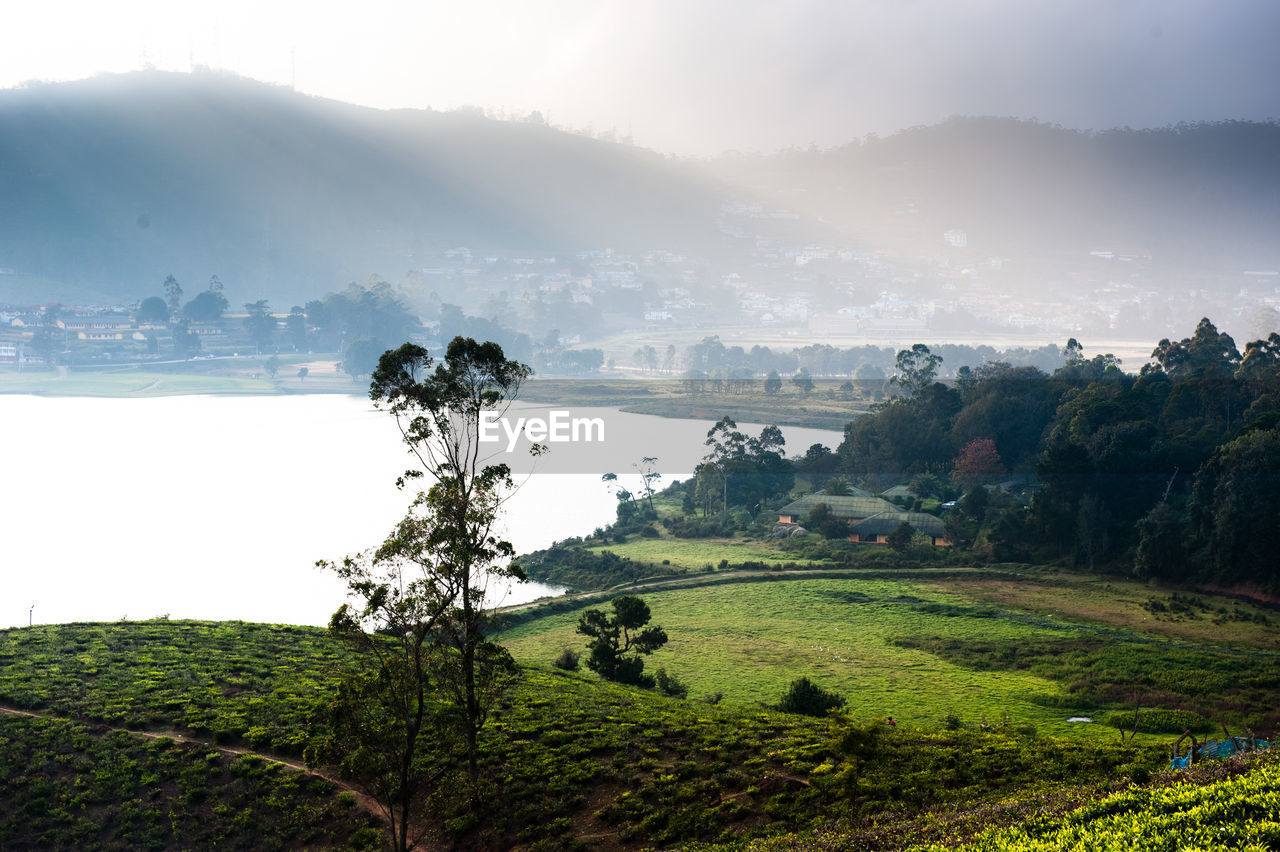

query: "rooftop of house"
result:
(777, 493), (898, 520)
(880, 484), (915, 499)
(849, 511), (947, 538)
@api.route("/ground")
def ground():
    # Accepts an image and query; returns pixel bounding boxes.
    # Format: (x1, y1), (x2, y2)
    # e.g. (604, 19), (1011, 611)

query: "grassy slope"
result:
(587, 537), (820, 571)
(500, 577), (1103, 738)
(0, 713), (381, 851)
(498, 571), (1280, 738)
(520, 378), (870, 431)
(0, 620), (1162, 850)
(912, 570), (1280, 650)
(722, 751), (1280, 852)
(3, 568), (1278, 849)
(906, 751), (1280, 852)
(0, 621), (348, 754)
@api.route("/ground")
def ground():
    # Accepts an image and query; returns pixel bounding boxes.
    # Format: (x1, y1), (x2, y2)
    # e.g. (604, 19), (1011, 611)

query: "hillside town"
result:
(4, 214), (1277, 371)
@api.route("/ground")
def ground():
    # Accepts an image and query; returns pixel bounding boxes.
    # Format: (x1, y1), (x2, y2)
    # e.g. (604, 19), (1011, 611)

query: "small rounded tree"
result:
(808, 502), (851, 540)
(136, 296), (170, 324)
(823, 476), (854, 496)
(777, 676), (846, 717)
(552, 648), (580, 671)
(887, 521), (916, 553)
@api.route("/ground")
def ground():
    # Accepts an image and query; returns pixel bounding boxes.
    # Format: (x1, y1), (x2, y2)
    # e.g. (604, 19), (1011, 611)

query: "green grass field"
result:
(587, 537), (822, 572)
(1, 605), (1268, 849)
(913, 570), (1280, 650)
(0, 370), (279, 396)
(0, 358), (361, 397)
(499, 577), (1106, 737)
(497, 572), (1280, 739)
(517, 377), (870, 430)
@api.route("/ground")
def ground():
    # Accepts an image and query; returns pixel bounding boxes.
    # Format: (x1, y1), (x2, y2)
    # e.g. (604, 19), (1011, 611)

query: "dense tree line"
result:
(307, 280), (419, 360)
(689, 417), (795, 517)
(832, 319), (1280, 591)
(668, 335), (1068, 384)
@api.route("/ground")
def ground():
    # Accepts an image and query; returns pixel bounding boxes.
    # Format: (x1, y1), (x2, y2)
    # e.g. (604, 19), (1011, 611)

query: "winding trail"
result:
(0, 703), (397, 840)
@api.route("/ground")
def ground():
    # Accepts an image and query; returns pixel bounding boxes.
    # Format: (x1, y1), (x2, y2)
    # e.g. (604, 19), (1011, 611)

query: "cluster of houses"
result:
(11, 313), (157, 341)
(775, 490), (950, 547)
(0, 306), (244, 364)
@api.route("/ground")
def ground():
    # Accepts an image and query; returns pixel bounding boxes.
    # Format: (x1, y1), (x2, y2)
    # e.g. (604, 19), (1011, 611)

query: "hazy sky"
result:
(4, 0), (1278, 155)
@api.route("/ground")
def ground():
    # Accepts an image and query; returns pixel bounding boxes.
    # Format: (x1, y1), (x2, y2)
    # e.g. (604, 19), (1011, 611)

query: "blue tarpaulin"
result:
(1170, 737), (1270, 769)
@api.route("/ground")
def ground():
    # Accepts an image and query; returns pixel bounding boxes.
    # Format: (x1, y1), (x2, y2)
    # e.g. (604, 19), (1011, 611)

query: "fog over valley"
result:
(7, 6), (1280, 851)
(1, 72), (1278, 357)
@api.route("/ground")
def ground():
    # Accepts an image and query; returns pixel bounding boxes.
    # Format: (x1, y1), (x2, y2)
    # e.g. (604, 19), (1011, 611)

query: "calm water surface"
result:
(1, 394), (838, 629)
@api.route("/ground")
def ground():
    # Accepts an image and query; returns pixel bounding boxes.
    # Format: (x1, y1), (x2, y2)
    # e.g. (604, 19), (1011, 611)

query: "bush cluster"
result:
(776, 677), (846, 717)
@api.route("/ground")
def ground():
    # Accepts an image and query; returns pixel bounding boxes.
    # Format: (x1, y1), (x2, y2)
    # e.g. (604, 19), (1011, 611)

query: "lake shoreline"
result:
(0, 368), (862, 430)
(1, 394), (838, 628)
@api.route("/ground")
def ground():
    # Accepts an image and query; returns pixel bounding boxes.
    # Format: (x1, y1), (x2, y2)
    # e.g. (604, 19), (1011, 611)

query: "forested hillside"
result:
(831, 319), (1280, 590)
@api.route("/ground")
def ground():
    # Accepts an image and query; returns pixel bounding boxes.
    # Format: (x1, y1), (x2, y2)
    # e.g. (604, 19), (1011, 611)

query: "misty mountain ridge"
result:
(712, 115), (1280, 273)
(0, 71), (726, 307)
(1, 71), (1278, 311)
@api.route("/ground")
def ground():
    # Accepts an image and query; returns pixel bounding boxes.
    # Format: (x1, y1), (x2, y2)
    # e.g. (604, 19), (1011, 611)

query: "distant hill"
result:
(0, 71), (729, 307)
(711, 116), (1280, 281)
(3, 77), (1277, 311)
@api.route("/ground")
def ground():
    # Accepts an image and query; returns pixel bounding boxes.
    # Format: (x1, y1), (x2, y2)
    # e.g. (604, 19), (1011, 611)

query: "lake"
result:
(1, 394), (840, 629)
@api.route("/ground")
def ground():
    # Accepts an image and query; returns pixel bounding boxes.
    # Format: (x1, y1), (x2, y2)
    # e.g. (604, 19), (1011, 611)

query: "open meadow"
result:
(2, 565), (1278, 848)
(0, 616), (1175, 849)
(0, 358), (359, 397)
(498, 570), (1280, 739)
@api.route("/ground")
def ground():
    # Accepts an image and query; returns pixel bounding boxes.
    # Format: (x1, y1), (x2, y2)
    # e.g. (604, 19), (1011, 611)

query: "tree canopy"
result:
(183, 289), (229, 322)
(136, 296), (168, 324)
(830, 319), (1280, 590)
(577, 596), (668, 687)
(695, 417), (793, 516)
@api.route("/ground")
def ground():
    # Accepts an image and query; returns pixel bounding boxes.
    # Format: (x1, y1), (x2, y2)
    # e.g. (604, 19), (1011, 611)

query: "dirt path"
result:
(0, 703), (390, 832)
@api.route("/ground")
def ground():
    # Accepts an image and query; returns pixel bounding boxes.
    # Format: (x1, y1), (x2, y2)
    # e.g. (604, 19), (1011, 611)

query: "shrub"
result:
(518, 545), (675, 590)
(887, 521), (916, 553)
(807, 502), (852, 540)
(653, 667), (688, 699)
(663, 516), (731, 538)
(1104, 708), (1213, 734)
(776, 677), (845, 717)
(942, 712), (963, 730)
(552, 648), (580, 671)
